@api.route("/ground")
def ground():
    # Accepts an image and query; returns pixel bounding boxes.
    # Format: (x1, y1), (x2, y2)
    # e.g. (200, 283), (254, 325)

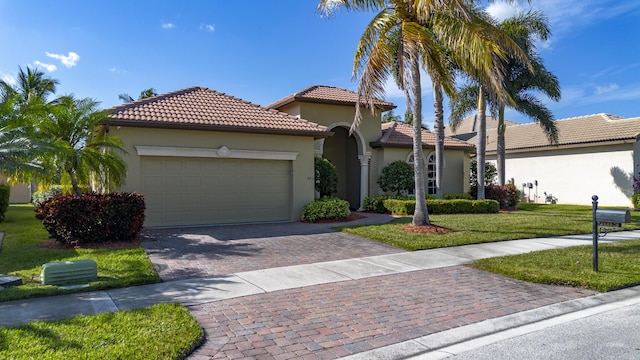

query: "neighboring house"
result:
(107, 85), (473, 227)
(449, 113), (640, 207)
(269, 85), (474, 209)
(444, 115), (518, 141)
(0, 174), (31, 203)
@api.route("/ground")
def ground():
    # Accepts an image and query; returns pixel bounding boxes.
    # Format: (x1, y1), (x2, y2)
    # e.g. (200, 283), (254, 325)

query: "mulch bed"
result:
(399, 224), (454, 234)
(40, 237), (142, 250)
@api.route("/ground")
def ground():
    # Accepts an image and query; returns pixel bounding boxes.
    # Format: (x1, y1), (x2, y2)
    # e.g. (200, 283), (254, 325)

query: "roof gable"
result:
(268, 85), (395, 111)
(107, 86), (329, 138)
(372, 122), (474, 151)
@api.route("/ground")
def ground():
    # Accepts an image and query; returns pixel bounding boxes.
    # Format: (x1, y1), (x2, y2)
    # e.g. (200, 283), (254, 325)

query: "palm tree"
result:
(450, 10), (559, 189)
(36, 95), (127, 195)
(118, 88), (158, 103)
(318, 0), (528, 223)
(0, 66), (58, 104)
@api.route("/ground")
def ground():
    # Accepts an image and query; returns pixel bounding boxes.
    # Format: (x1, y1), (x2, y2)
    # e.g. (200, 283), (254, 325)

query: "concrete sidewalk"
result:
(2, 230), (639, 330)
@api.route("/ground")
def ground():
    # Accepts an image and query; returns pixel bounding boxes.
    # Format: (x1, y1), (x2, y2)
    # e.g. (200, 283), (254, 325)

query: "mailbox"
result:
(595, 209), (630, 227)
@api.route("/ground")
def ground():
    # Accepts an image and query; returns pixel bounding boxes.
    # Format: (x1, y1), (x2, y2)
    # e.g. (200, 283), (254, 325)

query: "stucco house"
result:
(106, 85), (474, 227)
(0, 175), (30, 203)
(448, 113), (640, 207)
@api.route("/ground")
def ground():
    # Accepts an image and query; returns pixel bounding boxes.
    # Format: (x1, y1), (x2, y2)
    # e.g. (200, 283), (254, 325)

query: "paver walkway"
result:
(187, 266), (594, 360)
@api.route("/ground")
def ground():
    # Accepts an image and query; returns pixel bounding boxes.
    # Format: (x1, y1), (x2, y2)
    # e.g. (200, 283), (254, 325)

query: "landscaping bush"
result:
(470, 184), (520, 208)
(377, 160), (414, 195)
(315, 157), (338, 197)
(633, 193), (640, 209)
(0, 184), (9, 222)
(363, 195), (412, 213)
(32, 185), (64, 206)
(34, 192), (146, 245)
(470, 159), (497, 186)
(444, 193), (473, 200)
(301, 197), (349, 222)
(382, 198), (499, 215)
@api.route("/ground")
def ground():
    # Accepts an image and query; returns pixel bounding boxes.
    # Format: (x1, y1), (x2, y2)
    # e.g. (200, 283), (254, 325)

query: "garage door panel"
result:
(141, 157), (292, 227)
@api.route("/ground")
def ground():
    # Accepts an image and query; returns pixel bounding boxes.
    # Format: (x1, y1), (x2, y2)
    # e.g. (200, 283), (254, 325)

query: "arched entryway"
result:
(322, 126), (363, 209)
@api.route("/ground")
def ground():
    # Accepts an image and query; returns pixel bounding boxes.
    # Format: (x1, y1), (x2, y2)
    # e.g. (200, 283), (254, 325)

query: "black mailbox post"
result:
(591, 195), (631, 271)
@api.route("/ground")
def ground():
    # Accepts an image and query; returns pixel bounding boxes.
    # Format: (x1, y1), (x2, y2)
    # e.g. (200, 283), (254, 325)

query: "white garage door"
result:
(141, 157), (292, 227)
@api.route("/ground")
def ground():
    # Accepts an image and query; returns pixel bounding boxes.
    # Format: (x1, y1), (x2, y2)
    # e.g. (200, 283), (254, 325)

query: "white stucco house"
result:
(447, 113), (640, 207)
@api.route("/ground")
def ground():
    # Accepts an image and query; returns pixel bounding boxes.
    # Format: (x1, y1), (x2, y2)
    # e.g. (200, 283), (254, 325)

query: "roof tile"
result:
(268, 85), (395, 110)
(373, 122), (475, 150)
(107, 86), (329, 137)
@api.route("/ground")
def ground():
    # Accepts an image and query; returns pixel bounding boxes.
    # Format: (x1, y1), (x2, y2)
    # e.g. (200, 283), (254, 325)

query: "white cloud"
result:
(33, 61), (57, 72)
(46, 51), (80, 67)
(486, 1), (522, 22)
(200, 24), (215, 32)
(161, 22), (175, 29)
(595, 83), (620, 95)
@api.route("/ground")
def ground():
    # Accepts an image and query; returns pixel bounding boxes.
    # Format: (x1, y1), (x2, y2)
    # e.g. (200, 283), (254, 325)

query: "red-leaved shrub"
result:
(470, 184), (520, 208)
(34, 192), (145, 245)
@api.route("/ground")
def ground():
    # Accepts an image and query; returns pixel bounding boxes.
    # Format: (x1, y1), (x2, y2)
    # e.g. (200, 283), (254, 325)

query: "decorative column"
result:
(358, 152), (372, 210)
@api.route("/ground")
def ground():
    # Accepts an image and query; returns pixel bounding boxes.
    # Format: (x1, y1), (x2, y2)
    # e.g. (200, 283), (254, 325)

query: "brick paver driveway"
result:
(142, 212), (403, 281)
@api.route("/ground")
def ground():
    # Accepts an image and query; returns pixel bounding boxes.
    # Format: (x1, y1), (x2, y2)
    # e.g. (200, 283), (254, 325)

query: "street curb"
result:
(339, 285), (640, 359)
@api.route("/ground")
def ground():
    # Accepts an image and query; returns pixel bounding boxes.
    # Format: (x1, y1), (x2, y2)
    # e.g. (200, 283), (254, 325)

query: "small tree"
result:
(378, 160), (414, 195)
(314, 157), (337, 197)
(470, 159), (497, 186)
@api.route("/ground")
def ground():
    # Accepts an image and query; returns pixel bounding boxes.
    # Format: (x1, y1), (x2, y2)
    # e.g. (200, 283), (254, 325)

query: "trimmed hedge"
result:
(301, 197), (350, 222)
(363, 195), (413, 213)
(443, 193), (473, 200)
(0, 184), (9, 222)
(382, 198), (500, 215)
(34, 192), (146, 245)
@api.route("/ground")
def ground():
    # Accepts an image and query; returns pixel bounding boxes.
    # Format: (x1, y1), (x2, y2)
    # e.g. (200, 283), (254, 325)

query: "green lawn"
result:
(341, 203), (640, 291)
(0, 303), (203, 360)
(0, 204), (160, 302)
(340, 203), (640, 251)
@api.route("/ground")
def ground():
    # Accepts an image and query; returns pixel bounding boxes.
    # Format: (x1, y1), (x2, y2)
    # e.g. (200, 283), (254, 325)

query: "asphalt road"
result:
(443, 302), (640, 360)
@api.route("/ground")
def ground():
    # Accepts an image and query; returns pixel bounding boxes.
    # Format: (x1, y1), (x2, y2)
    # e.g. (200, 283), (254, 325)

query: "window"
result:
(406, 152), (437, 195)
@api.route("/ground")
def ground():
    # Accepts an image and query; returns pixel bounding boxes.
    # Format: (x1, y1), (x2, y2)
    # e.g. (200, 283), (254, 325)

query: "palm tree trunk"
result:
(497, 104), (506, 186)
(433, 85), (444, 199)
(476, 88), (487, 200)
(69, 170), (82, 196)
(410, 47), (430, 226)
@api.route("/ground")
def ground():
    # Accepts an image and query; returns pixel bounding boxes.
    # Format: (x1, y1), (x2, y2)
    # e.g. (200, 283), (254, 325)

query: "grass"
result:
(0, 204), (160, 302)
(340, 203), (640, 251)
(470, 240), (640, 292)
(340, 203), (640, 292)
(0, 303), (204, 360)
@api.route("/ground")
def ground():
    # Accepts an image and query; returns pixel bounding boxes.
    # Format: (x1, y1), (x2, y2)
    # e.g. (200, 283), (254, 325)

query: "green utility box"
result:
(41, 260), (98, 286)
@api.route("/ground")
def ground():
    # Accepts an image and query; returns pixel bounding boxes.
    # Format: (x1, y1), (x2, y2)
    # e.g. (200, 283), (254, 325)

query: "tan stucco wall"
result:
(0, 174), (31, 203)
(486, 143), (635, 207)
(111, 126), (316, 222)
(374, 147), (470, 195)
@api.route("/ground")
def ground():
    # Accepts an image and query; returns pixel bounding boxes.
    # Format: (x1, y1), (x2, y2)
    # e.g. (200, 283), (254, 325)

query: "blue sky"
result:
(1, 1), (639, 129)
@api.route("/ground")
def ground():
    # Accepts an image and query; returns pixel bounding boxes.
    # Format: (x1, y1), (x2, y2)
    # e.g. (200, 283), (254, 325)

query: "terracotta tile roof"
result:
(371, 122), (475, 151)
(106, 86), (330, 138)
(444, 115), (519, 136)
(480, 113), (640, 153)
(268, 85), (395, 111)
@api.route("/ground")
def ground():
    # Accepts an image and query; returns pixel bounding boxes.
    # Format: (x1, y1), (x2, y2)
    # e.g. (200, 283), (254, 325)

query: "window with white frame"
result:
(406, 152), (437, 195)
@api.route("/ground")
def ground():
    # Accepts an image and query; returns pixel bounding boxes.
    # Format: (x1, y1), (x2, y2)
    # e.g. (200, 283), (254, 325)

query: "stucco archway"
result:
(320, 123), (370, 209)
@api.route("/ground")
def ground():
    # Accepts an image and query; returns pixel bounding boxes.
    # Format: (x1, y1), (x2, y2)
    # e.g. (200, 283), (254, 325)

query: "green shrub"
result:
(0, 184), (9, 222)
(301, 197), (349, 222)
(315, 157), (338, 197)
(377, 160), (414, 195)
(470, 159), (497, 186)
(444, 193), (472, 200)
(363, 195), (393, 213)
(470, 184), (520, 208)
(633, 194), (640, 209)
(382, 198), (500, 215)
(34, 192), (146, 245)
(32, 185), (64, 206)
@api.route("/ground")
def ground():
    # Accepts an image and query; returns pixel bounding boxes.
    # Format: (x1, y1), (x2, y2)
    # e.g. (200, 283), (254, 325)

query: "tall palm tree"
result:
(450, 10), (559, 189)
(118, 88), (158, 103)
(0, 66), (58, 104)
(318, 0), (528, 222)
(36, 95), (127, 195)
